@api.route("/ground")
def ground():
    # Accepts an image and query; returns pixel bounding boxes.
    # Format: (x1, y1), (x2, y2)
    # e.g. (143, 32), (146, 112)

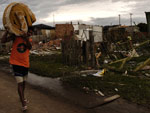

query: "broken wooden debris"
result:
(119, 57), (132, 70)
(142, 65), (150, 70)
(127, 49), (139, 57)
(88, 94), (120, 109)
(94, 89), (105, 97)
(134, 40), (150, 49)
(134, 58), (150, 72)
(74, 70), (99, 75)
(109, 57), (127, 65)
(104, 94), (120, 102)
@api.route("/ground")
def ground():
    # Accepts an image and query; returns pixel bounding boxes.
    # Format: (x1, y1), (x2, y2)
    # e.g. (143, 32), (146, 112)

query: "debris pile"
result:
(31, 39), (61, 55)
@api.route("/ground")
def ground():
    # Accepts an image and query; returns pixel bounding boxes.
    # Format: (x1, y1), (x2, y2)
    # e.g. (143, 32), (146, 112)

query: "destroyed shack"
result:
(61, 23), (103, 67)
(102, 25), (141, 60)
(31, 24), (55, 50)
(32, 24), (55, 42)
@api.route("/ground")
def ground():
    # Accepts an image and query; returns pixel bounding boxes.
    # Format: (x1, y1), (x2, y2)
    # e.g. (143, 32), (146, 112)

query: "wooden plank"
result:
(119, 57), (132, 70)
(86, 41), (90, 66)
(88, 95), (120, 109)
(89, 31), (95, 67)
(134, 58), (150, 72)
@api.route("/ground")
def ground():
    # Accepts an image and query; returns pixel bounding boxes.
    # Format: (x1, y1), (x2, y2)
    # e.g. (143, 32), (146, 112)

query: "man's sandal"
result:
(22, 105), (27, 112)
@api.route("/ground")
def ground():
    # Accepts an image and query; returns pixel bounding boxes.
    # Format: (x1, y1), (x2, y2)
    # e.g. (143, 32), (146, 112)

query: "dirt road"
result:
(0, 71), (88, 113)
(1, 65), (150, 113)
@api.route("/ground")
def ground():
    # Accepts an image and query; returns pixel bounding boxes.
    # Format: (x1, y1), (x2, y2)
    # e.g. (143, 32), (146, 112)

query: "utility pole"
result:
(145, 12), (150, 32)
(130, 13), (133, 26)
(53, 14), (55, 27)
(118, 14), (121, 26)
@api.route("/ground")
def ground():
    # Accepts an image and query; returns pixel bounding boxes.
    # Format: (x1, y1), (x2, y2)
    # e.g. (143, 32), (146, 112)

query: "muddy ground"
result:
(0, 70), (89, 113)
(0, 64), (150, 113)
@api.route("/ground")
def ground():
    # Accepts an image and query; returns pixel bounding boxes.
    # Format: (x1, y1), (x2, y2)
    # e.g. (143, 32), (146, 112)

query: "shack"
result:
(32, 24), (55, 42)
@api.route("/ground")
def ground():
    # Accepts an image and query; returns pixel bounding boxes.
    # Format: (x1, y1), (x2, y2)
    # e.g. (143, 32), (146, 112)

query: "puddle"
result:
(27, 72), (99, 107)
(27, 72), (64, 94)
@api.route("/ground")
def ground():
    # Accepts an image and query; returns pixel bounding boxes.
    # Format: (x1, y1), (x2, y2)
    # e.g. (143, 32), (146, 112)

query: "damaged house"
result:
(73, 24), (103, 43)
(32, 24), (55, 42)
(31, 24), (55, 50)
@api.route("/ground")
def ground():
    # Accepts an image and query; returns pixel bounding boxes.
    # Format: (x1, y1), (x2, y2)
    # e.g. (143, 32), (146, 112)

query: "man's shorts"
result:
(12, 65), (29, 83)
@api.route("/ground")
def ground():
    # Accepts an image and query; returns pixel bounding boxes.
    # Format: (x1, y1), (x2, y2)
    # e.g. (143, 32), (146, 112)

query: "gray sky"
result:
(0, 0), (149, 27)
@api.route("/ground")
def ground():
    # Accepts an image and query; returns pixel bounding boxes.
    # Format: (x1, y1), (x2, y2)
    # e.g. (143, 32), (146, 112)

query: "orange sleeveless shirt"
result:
(9, 37), (32, 68)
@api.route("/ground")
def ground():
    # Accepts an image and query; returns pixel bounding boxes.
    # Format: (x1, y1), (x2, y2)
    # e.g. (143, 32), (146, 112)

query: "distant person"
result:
(1, 28), (33, 111)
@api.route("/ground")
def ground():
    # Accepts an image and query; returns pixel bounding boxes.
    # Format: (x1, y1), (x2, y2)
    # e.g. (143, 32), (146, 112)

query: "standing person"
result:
(1, 28), (33, 111)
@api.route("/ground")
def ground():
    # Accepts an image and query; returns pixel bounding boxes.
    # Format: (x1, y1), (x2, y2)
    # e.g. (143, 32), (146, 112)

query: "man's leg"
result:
(12, 65), (28, 111)
(18, 82), (26, 107)
(23, 75), (28, 100)
(23, 81), (26, 95)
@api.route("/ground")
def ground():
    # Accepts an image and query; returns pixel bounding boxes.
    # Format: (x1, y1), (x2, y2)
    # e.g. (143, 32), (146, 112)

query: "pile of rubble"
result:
(31, 39), (61, 55)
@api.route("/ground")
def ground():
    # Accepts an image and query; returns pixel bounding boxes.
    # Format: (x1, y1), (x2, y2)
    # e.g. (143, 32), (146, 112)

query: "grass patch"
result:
(1, 53), (150, 106)
(30, 54), (78, 78)
(62, 72), (150, 106)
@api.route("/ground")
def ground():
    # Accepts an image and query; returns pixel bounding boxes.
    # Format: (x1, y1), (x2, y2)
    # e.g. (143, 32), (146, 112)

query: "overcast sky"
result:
(0, 0), (149, 27)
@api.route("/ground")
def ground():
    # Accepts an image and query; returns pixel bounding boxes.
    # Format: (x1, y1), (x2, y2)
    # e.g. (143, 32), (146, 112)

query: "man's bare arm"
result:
(24, 37), (32, 50)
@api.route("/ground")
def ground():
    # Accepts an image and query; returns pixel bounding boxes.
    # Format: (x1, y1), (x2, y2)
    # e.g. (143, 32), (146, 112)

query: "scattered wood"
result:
(134, 58), (150, 72)
(88, 94), (120, 109)
(74, 70), (99, 75)
(104, 95), (120, 102)
(134, 40), (150, 49)
(119, 57), (132, 70)
(109, 57), (127, 65)
(142, 66), (150, 70)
